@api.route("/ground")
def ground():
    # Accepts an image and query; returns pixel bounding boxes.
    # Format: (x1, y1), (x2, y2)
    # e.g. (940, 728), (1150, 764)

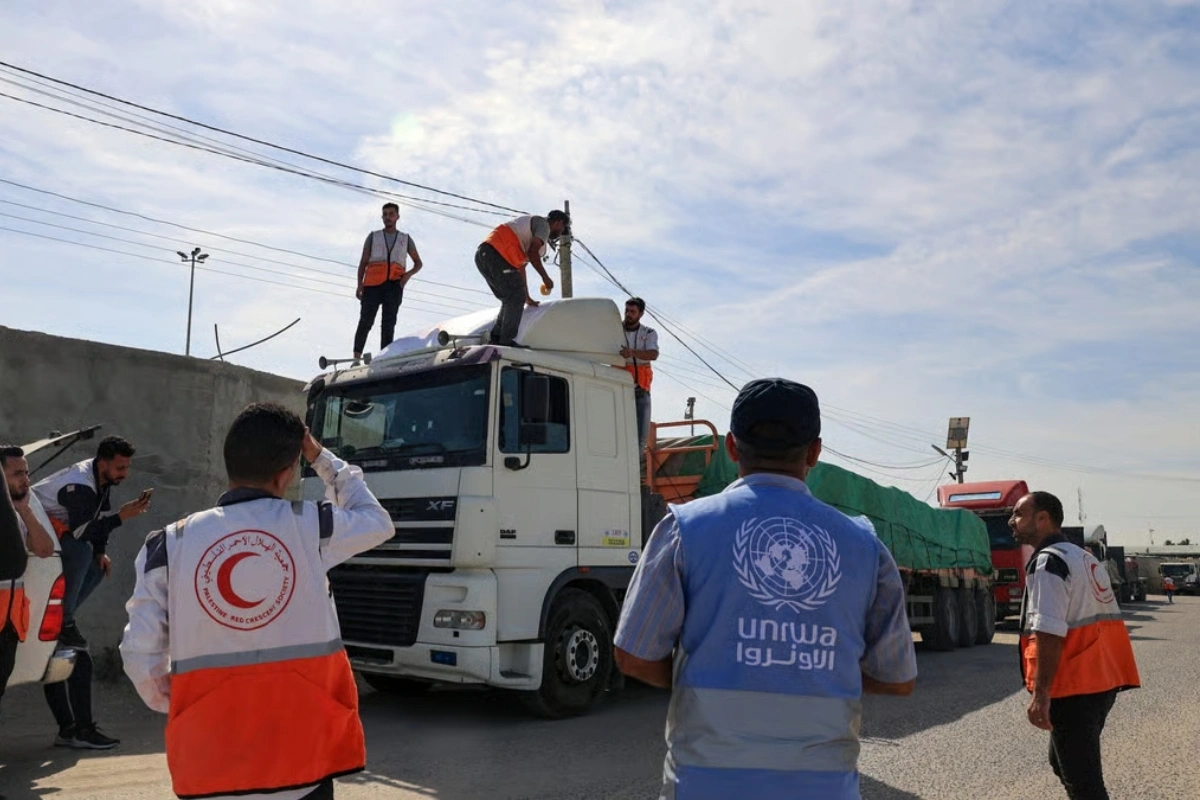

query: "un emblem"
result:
(733, 517), (841, 612)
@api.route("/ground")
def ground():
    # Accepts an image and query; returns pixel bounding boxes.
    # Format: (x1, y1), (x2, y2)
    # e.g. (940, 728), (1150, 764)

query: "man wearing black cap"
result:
(615, 379), (917, 800)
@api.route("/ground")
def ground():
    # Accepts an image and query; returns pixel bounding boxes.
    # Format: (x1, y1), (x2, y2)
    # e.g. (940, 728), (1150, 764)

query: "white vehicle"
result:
(1159, 562), (1199, 595)
(5, 430), (87, 692)
(303, 299), (654, 717)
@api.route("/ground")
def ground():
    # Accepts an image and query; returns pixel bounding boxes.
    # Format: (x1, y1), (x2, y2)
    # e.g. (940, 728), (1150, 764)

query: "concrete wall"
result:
(0, 326), (304, 673)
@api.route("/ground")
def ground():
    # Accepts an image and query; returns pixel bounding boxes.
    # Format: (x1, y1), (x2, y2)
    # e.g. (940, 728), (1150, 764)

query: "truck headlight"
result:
(434, 610), (486, 630)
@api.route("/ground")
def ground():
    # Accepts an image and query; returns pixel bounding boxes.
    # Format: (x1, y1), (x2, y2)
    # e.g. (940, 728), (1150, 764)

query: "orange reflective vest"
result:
(362, 229), (409, 287)
(484, 216), (547, 270)
(156, 499), (367, 797)
(1163, 578), (1176, 592)
(1020, 542), (1140, 699)
(1, 578), (30, 641)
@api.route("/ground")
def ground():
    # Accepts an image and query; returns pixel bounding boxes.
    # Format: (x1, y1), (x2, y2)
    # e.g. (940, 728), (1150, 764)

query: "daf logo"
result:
(427, 500), (456, 512)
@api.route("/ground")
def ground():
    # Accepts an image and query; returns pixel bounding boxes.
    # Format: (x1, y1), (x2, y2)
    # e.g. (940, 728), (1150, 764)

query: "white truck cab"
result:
(303, 299), (659, 717)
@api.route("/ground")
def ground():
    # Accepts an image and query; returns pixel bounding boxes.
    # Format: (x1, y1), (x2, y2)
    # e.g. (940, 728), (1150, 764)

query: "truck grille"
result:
(330, 566), (428, 648)
(359, 496), (457, 566)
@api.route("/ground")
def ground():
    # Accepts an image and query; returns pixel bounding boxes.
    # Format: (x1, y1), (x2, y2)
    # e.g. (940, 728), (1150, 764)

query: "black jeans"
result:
(44, 647), (94, 730)
(1048, 689), (1118, 800)
(354, 281), (404, 355)
(0, 621), (18, 712)
(302, 779), (335, 799)
(475, 243), (526, 345)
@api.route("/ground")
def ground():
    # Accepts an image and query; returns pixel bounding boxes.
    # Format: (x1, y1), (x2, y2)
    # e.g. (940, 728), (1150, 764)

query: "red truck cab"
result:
(938, 480), (1033, 620)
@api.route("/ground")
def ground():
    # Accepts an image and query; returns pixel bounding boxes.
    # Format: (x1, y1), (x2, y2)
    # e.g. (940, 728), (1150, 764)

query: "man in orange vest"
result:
(1162, 575), (1176, 604)
(620, 297), (659, 451)
(475, 210), (568, 346)
(1, 445), (56, 713)
(354, 202), (424, 360)
(1011, 490), (1140, 800)
(121, 403), (394, 799)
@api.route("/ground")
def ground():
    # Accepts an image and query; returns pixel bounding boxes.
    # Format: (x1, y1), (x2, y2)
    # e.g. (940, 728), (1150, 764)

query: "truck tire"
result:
(361, 673), (431, 696)
(924, 586), (960, 651)
(974, 588), (996, 644)
(520, 588), (614, 719)
(956, 587), (978, 648)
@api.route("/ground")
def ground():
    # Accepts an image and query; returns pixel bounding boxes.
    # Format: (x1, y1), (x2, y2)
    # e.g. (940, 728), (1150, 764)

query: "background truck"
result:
(302, 298), (992, 719)
(937, 480), (1033, 620)
(1159, 562), (1200, 595)
(652, 431), (995, 651)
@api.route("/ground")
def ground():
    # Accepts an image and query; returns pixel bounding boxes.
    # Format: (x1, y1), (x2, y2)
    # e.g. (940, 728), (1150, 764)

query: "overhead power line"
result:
(0, 60), (527, 215)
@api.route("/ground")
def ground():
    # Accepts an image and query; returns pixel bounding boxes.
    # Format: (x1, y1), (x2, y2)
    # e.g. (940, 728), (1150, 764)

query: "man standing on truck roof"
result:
(621, 297), (659, 452)
(1011, 490), (1140, 800)
(354, 202), (424, 360)
(121, 402), (394, 800)
(614, 378), (917, 800)
(475, 210), (568, 346)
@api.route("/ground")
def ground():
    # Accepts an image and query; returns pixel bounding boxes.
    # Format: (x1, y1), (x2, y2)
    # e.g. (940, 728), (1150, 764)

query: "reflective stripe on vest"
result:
(1, 579), (30, 641)
(663, 479), (882, 799)
(1020, 543), (1140, 699)
(362, 230), (408, 287)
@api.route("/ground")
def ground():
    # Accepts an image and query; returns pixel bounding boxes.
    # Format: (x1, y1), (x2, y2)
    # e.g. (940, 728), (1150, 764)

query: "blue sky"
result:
(1, 0), (1198, 541)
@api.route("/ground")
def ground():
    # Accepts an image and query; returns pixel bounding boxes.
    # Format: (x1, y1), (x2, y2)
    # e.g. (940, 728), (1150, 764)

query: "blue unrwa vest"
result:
(663, 473), (884, 800)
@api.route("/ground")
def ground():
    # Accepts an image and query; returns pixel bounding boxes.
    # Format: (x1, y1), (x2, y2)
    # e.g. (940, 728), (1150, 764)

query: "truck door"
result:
(575, 379), (637, 565)
(492, 366), (579, 577)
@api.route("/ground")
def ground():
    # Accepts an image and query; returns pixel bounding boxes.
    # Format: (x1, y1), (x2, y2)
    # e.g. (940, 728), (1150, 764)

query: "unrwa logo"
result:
(733, 517), (841, 612)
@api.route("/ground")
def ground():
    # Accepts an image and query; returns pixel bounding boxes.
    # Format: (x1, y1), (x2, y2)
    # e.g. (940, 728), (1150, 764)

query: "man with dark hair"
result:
(122, 402), (393, 800)
(354, 202), (424, 360)
(475, 210), (568, 346)
(615, 378), (916, 799)
(620, 297), (659, 451)
(1, 445), (56, 714)
(34, 435), (151, 648)
(1010, 490), (1140, 800)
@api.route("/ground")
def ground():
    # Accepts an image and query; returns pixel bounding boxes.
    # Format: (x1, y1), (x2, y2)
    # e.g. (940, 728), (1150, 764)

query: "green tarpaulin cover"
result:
(693, 443), (991, 574)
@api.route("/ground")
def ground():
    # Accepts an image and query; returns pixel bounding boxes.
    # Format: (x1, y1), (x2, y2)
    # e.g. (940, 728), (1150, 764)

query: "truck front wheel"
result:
(974, 589), (996, 645)
(956, 587), (978, 648)
(520, 588), (614, 719)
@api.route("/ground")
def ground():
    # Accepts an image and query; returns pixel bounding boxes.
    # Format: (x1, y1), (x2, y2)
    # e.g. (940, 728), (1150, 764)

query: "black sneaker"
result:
(53, 724), (78, 748)
(68, 722), (120, 750)
(58, 623), (88, 650)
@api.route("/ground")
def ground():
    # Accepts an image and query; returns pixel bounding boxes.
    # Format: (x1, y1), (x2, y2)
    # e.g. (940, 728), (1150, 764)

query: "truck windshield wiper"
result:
(388, 442), (448, 455)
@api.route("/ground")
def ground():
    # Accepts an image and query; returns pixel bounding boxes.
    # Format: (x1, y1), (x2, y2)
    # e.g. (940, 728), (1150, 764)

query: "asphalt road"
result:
(2, 597), (1196, 799)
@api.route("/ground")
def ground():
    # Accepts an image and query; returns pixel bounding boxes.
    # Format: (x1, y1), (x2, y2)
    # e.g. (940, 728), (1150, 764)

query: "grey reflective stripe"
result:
(667, 686), (861, 773)
(318, 501), (334, 541)
(1069, 613), (1125, 629)
(172, 638), (343, 675)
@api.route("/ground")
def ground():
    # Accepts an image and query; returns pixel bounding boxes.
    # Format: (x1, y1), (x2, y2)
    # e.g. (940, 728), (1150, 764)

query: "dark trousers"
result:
(354, 281), (404, 354)
(302, 779), (335, 799)
(60, 534), (103, 627)
(1048, 689), (1118, 800)
(475, 244), (526, 345)
(0, 621), (18, 711)
(45, 646), (94, 730)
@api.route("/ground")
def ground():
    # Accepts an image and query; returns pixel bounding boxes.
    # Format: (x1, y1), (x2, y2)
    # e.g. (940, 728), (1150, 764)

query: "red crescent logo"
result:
(194, 530), (296, 631)
(216, 551), (265, 609)
(1089, 563), (1114, 603)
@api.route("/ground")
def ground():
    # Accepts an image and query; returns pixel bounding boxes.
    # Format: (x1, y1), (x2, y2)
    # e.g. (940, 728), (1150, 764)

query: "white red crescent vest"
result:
(362, 229), (409, 287)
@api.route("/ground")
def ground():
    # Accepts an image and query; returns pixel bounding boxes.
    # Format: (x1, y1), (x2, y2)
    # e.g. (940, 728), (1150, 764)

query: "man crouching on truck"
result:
(120, 403), (394, 800)
(614, 378), (917, 800)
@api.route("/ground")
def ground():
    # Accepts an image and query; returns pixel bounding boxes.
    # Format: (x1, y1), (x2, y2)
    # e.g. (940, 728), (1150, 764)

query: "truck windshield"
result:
(1160, 564), (1195, 579)
(983, 515), (1018, 550)
(312, 365), (490, 471)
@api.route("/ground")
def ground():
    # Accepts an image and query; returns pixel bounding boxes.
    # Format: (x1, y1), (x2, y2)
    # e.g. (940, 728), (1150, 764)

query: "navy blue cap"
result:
(730, 378), (821, 450)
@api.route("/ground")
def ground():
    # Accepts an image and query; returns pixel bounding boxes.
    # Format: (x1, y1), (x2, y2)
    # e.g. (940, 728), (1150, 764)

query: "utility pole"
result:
(1078, 487), (1087, 526)
(558, 199), (573, 298)
(177, 247), (209, 356)
(685, 397), (696, 435)
(931, 416), (970, 484)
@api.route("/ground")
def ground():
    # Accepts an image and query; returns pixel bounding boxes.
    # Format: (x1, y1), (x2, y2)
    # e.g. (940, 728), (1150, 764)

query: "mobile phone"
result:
(139, 488), (155, 502)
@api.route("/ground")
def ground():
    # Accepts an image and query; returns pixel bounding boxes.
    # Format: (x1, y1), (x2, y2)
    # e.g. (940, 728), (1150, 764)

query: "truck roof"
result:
(937, 479), (1030, 511)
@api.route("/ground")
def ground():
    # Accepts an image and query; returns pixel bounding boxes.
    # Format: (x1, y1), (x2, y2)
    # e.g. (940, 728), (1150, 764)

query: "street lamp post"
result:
(177, 247), (209, 356)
